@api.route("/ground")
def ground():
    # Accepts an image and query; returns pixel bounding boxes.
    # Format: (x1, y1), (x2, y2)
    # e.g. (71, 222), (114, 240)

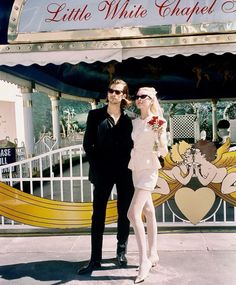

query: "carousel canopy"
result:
(1, 1), (236, 101)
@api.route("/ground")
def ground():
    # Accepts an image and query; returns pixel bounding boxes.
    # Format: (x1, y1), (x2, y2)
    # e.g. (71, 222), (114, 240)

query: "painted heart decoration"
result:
(174, 187), (216, 225)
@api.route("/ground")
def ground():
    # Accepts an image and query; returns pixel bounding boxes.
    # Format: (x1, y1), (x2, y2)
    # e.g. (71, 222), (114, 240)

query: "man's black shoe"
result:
(117, 252), (127, 267)
(77, 260), (101, 275)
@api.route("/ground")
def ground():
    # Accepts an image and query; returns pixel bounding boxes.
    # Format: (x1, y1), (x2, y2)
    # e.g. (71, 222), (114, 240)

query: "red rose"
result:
(148, 116), (164, 128)
(148, 116), (158, 126)
(158, 119), (165, 126)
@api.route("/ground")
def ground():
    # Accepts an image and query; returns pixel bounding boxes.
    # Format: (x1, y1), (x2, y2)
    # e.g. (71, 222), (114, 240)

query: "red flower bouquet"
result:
(148, 116), (165, 131)
(148, 116), (165, 152)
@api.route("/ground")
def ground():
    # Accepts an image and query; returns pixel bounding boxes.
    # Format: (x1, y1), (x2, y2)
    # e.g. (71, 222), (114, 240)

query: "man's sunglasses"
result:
(135, 94), (151, 100)
(108, 88), (123, 95)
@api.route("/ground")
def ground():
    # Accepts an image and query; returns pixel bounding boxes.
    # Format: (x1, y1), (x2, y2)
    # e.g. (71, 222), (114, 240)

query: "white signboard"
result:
(8, 0), (236, 43)
(17, 0), (236, 32)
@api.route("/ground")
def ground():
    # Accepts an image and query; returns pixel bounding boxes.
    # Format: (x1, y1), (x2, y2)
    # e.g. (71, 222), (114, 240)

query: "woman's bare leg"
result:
(127, 188), (152, 282)
(143, 195), (159, 264)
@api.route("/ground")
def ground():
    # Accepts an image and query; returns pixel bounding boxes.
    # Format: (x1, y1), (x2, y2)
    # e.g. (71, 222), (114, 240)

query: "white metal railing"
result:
(34, 132), (84, 157)
(0, 145), (90, 201)
(0, 144), (236, 230)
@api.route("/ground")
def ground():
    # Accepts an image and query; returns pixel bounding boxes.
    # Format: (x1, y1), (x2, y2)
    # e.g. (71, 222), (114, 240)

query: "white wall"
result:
(0, 81), (25, 145)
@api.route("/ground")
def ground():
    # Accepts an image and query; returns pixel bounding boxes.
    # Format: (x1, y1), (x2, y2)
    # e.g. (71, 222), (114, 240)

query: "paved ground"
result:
(1, 231), (236, 285)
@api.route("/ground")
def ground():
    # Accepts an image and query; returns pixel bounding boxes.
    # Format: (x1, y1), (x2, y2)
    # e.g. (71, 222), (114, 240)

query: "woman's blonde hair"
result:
(137, 87), (163, 116)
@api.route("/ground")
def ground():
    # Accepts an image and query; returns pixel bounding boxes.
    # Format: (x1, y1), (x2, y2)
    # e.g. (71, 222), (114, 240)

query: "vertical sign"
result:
(0, 148), (16, 173)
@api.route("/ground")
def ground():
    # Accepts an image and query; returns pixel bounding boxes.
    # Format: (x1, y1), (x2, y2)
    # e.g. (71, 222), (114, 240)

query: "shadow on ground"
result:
(0, 258), (137, 284)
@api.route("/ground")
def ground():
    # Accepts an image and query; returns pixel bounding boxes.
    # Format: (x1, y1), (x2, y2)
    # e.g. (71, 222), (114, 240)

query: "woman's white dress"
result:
(128, 115), (166, 191)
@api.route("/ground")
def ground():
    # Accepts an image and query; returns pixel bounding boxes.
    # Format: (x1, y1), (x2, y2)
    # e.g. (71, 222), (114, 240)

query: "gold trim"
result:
(8, 23), (236, 44)
(2, 33), (236, 54)
(8, 0), (24, 42)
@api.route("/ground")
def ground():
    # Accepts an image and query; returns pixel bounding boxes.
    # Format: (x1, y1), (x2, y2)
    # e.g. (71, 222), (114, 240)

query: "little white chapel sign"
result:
(17, 0), (236, 31)
(9, 0), (236, 42)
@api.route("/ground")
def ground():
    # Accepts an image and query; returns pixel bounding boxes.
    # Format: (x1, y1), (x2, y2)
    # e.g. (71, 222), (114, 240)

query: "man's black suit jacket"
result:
(83, 105), (133, 183)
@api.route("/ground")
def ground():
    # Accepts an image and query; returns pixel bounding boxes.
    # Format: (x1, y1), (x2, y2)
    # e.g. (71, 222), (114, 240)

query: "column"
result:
(21, 86), (34, 157)
(211, 99), (218, 142)
(49, 95), (60, 147)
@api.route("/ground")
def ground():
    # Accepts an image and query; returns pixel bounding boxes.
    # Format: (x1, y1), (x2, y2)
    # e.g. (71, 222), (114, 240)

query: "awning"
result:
(1, 35), (236, 67)
(122, 42), (236, 60)
(0, 45), (123, 67)
(1, 51), (236, 102)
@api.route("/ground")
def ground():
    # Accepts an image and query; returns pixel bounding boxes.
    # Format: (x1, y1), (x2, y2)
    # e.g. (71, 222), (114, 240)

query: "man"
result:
(78, 79), (134, 275)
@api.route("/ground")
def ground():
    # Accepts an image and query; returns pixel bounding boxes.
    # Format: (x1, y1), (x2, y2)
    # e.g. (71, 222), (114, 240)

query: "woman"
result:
(127, 87), (168, 283)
